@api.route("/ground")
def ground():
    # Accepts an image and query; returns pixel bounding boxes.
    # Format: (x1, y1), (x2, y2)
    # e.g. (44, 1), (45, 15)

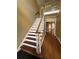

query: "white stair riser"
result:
(24, 39), (37, 43)
(26, 36), (37, 38)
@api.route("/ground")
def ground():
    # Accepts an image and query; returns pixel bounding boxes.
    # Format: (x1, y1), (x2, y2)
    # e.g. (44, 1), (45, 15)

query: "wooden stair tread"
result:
(21, 45), (36, 53)
(29, 32), (37, 33)
(20, 45), (42, 58)
(26, 37), (36, 40)
(23, 41), (36, 46)
(28, 34), (36, 36)
(20, 45), (37, 56)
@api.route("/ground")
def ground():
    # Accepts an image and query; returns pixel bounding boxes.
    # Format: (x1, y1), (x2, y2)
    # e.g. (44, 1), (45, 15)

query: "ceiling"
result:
(36, 0), (61, 12)
(36, 0), (61, 7)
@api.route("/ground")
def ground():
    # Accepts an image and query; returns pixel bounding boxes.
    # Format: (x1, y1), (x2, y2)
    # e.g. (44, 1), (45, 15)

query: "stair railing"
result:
(36, 15), (45, 54)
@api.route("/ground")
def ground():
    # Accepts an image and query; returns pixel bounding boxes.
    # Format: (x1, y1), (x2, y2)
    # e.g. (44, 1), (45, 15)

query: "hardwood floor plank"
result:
(41, 32), (61, 59)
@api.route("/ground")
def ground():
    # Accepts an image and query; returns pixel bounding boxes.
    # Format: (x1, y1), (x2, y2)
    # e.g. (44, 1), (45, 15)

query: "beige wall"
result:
(17, 0), (39, 47)
(56, 13), (61, 39)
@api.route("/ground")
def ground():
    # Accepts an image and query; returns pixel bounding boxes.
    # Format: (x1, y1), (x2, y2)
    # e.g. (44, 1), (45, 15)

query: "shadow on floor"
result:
(17, 50), (40, 59)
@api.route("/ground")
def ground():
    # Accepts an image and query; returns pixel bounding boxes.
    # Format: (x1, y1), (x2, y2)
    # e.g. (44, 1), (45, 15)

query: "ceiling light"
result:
(44, 10), (60, 15)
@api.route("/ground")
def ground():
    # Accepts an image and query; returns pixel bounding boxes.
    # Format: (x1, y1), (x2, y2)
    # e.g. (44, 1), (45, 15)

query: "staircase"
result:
(18, 17), (45, 57)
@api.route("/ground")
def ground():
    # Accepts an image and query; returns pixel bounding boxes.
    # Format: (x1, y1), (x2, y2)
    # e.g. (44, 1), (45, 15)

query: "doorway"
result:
(46, 22), (55, 34)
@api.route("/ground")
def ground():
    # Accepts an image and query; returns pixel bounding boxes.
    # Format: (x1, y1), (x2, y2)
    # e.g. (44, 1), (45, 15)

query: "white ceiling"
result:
(36, 0), (60, 6)
(36, 0), (61, 12)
